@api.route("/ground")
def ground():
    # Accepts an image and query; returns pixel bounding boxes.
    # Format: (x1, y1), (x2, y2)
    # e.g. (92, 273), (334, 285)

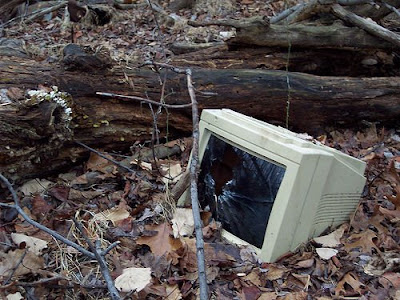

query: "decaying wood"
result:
(188, 17), (396, 49)
(332, 4), (400, 48)
(171, 44), (396, 77)
(0, 0), (25, 22)
(1, 49), (400, 181)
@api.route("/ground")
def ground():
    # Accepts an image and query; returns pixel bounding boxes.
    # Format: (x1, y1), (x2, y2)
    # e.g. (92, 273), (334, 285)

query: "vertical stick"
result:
(187, 69), (209, 299)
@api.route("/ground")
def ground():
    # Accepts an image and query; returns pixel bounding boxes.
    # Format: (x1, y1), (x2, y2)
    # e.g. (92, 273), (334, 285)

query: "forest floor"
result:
(0, 1), (400, 299)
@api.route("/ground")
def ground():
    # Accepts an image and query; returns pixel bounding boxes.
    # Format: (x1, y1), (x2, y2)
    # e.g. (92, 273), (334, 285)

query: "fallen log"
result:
(1, 54), (400, 181)
(188, 17), (397, 49)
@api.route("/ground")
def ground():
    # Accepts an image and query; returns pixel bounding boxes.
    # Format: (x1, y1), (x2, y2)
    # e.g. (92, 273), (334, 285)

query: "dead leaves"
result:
(0, 249), (44, 278)
(136, 222), (183, 257)
(1, 129), (399, 299)
(344, 229), (381, 255)
(335, 272), (366, 297)
(114, 267), (152, 293)
(171, 208), (194, 238)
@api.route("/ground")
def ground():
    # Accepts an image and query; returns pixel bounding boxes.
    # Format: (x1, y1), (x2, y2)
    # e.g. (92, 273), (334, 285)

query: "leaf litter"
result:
(0, 1), (400, 299)
(1, 127), (399, 299)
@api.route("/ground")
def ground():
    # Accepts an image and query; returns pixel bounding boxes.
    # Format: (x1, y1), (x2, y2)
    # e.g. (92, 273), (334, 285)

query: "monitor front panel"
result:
(198, 134), (286, 248)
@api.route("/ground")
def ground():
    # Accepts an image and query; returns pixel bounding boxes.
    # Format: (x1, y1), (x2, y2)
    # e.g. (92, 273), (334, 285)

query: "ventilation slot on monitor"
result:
(313, 194), (361, 226)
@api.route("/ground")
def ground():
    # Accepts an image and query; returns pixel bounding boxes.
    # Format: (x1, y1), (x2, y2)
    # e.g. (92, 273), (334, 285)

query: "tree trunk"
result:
(1, 54), (400, 181)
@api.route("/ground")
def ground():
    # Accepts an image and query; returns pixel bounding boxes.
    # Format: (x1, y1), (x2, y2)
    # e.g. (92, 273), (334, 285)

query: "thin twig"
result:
(0, 276), (108, 290)
(143, 61), (209, 298)
(141, 61), (188, 74)
(0, 174), (121, 299)
(74, 140), (138, 174)
(102, 241), (120, 256)
(96, 92), (192, 108)
(1, 1), (67, 28)
(0, 174), (95, 259)
(72, 219), (121, 300)
(3, 248), (28, 285)
(186, 69), (209, 300)
(145, 0), (167, 60)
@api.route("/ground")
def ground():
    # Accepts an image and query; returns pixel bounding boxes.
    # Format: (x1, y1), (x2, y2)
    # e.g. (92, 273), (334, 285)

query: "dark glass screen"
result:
(198, 134), (286, 248)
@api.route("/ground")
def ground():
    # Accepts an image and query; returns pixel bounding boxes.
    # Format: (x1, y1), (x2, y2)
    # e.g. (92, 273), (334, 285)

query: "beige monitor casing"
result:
(179, 109), (366, 262)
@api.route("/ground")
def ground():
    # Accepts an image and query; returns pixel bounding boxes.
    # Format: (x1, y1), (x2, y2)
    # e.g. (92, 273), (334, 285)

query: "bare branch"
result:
(271, 3), (305, 24)
(332, 3), (400, 48)
(74, 140), (138, 174)
(0, 173), (121, 299)
(96, 92), (192, 108)
(186, 69), (209, 300)
(102, 241), (120, 256)
(142, 61), (209, 299)
(3, 249), (28, 285)
(1, 1), (68, 28)
(0, 173), (95, 259)
(73, 219), (121, 300)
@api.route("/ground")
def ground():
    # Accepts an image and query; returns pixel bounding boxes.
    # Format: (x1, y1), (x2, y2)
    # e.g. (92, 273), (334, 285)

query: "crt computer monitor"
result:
(180, 109), (366, 262)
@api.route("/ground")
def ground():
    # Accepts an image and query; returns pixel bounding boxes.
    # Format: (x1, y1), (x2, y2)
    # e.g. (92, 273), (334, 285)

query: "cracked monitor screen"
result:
(199, 134), (286, 248)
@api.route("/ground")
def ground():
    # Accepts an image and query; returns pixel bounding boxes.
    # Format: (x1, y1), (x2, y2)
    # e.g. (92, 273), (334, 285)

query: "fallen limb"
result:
(1, 55), (400, 181)
(188, 17), (395, 49)
(0, 174), (121, 299)
(332, 3), (400, 48)
(1, 1), (67, 28)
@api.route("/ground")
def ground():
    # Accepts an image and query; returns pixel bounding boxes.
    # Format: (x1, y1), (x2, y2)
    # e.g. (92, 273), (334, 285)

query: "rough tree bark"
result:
(1, 53), (400, 181)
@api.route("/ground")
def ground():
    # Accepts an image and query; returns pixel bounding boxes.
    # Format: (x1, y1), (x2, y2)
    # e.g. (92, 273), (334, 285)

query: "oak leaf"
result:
(136, 223), (183, 257)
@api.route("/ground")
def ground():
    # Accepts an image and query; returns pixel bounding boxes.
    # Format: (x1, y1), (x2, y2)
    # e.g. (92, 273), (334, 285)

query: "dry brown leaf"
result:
(202, 219), (218, 239)
(165, 284), (182, 300)
(114, 267), (152, 293)
(0, 249), (44, 277)
(19, 178), (54, 196)
(11, 233), (48, 255)
(130, 159), (152, 172)
(381, 272), (400, 289)
(171, 208), (194, 238)
(291, 273), (312, 290)
(31, 194), (54, 216)
(243, 269), (262, 286)
(313, 224), (346, 247)
(87, 152), (114, 172)
(379, 206), (400, 219)
(181, 238), (236, 272)
(258, 292), (278, 300)
(265, 264), (288, 281)
(184, 266), (219, 283)
(6, 87), (24, 101)
(344, 229), (381, 254)
(335, 272), (365, 297)
(294, 258), (314, 268)
(160, 162), (182, 184)
(281, 291), (308, 300)
(136, 223), (183, 257)
(240, 285), (261, 300)
(364, 251), (400, 276)
(93, 206), (130, 226)
(68, 189), (103, 201)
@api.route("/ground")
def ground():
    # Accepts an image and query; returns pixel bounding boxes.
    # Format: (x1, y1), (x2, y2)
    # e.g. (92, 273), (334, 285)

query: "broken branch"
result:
(72, 219), (121, 300)
(332, 4), (400, 48)
(0, 173), (121, 299)
(0, 174), (95, 259)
